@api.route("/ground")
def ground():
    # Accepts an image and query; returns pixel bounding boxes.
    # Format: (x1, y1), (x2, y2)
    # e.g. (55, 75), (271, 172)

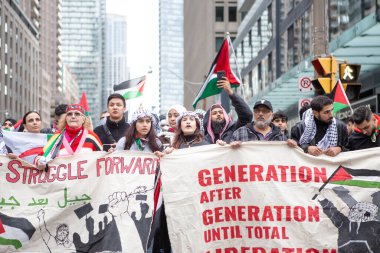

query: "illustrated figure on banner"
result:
(37, 209), (73, 252)
(316, 187), (380, 252)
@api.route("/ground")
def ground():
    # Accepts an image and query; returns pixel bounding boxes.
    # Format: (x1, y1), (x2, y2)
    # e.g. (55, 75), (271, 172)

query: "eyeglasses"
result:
(273, 118), (287, 123)
(66, 112), (83, 117)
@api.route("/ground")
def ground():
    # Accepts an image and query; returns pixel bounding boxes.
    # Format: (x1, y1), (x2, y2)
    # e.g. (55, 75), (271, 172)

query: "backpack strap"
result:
(102, 123), (116, 144)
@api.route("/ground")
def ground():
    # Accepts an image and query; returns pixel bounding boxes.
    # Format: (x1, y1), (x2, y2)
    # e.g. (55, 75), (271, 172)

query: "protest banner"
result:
(0, 151), (158, 253)
(160, 142), (380, 253)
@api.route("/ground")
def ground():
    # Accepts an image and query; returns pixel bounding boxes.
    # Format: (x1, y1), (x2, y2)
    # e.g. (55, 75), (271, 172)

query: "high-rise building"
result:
(234, 0), (380, 123)
(61, 0), (106, 123)
(17, 0), (63, 124)
(39, 0), (63, 115)
(104, 14), (128, 109)
(0, 0), (48, 125)
(159, 0), (184, 114)
(184, 0), (239, 110)
(62, 64), (79, 104)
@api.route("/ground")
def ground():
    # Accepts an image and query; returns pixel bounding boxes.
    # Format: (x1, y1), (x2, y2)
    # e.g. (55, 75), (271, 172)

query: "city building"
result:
(233, 0), (380, 124)
(159, 0), (184, 114)
(62, 64), (79, 104)
(104, 14), (128, 109)
(39, 0), (63, 115)
(184, 0), (239, 110)
(0, 0), (49, 125)
(60, 0), (106, 124)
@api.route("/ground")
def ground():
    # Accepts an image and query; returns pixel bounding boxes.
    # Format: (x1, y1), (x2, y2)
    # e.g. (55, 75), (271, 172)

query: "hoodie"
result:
(203, 93), (252, 144)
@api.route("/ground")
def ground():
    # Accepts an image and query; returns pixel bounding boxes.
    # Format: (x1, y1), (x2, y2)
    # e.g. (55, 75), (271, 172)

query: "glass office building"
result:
(61, 0), (105, 123)
(159, 0), (184, 114)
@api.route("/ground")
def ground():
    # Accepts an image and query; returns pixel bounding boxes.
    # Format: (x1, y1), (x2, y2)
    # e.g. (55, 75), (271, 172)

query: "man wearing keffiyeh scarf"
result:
(290, 95), (348, 156)
(202, 78), (252, 144)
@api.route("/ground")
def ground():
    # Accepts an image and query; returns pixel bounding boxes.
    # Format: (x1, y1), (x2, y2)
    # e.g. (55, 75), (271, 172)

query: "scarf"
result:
(206, 104), (230, 143)
(135, 137), (148, 151)
(64, 125), (84, 152)
(299, 109), (338, 150)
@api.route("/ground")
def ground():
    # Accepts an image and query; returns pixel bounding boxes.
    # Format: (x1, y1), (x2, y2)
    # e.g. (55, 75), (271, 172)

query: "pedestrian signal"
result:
(339, 63), (361, 100)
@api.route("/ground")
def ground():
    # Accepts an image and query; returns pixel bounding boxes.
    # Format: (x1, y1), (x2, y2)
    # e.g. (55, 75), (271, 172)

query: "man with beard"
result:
(203, 77), (252, 144)
(348, 106), (380, 150)
(231, 99), (285, 142)
(290, 95), (348, 156)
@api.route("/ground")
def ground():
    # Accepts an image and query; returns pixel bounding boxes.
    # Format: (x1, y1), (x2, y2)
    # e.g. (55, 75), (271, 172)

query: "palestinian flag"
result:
(329, 166), (380, 188)
(79, 91), (90, 116)
(3, 131), (52, 165)
(0, 213), (36, 250)
(114, 76), (146, 100)
(333, 79), (352, 114)
(192, 36), (241, 108)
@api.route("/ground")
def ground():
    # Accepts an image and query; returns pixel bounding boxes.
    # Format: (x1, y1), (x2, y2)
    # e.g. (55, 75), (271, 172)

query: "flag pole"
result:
(226, 32), (245, 99)
(312, 165), (343, 200)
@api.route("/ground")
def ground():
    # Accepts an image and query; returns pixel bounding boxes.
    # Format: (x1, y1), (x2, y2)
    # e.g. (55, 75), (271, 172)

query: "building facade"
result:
(39, 0), (63, 115)
(104, 14), (128, 109)
(184, 0), (239, 110)
(159, 0), (184, 114)
(60, 0), (106, 123)
(234, 0), (380, 123)
(0, 0), (47, 125)
(62, 64), (79, 104)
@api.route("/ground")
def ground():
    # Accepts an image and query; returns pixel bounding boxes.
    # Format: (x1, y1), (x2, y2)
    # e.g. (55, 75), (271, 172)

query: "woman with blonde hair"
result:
(35, 104), (102, 170)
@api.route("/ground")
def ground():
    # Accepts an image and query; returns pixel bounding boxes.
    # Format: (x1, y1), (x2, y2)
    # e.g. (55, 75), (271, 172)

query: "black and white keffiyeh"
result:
(299, 108), (338, 150)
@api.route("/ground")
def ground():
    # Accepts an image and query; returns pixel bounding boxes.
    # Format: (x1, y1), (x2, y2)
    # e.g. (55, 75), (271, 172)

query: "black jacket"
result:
(94, 117), (130, 151)
(203, 93), (253, 144)
(348, 130), (380, 151)
(291, 118), (349, 153)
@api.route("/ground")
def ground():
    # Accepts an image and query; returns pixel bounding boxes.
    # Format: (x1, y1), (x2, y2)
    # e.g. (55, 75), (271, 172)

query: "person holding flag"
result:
(202, 76), (252, 144)
(35, 104), (102, 170)
(348, 106), (380, 150)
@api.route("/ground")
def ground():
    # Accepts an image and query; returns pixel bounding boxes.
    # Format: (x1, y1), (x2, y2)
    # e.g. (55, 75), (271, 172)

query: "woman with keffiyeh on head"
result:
(115, 109), (163, 153)
(35, 104), (102, 170)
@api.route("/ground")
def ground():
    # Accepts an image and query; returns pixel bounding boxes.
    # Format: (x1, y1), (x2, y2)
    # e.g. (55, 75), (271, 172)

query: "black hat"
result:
(254, 99), (273, 111)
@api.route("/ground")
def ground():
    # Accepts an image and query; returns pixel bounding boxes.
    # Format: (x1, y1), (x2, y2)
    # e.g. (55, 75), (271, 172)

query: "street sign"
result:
(298, 98), (312, 112)
(298, 76), (313, 92)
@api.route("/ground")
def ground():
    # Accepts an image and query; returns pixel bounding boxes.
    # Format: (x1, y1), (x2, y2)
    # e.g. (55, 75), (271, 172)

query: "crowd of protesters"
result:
(0, 77), (379, 252)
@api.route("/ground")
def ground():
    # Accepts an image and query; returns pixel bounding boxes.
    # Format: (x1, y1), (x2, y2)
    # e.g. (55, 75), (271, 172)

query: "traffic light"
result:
(311, 56), (337, 94)
(339, 63), (361, 100)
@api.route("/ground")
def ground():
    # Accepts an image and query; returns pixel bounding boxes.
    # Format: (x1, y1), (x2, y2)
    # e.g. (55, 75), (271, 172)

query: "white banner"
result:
(160, 142), (380, 253)
(0, 151), (158, 253)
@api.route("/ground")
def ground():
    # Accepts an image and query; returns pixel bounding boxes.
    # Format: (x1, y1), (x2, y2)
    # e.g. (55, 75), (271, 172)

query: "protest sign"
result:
(160, 142), (380, 253)
(0, 151), (158, 253)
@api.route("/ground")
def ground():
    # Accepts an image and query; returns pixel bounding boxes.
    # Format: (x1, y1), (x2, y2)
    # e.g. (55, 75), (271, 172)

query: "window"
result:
(215, 37), (224, 52)
(215, 6), (224, 22)
(228, 6), (237, 22)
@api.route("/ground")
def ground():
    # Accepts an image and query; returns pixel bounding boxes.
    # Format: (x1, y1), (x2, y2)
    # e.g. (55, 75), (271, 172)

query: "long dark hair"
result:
(123, 119), (160, 152)
(19, 111), (41, 132)
(172, 118), (203, 149)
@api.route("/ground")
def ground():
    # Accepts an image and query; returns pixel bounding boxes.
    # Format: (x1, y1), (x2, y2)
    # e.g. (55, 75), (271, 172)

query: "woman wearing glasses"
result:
(35, 104), (102, 170)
